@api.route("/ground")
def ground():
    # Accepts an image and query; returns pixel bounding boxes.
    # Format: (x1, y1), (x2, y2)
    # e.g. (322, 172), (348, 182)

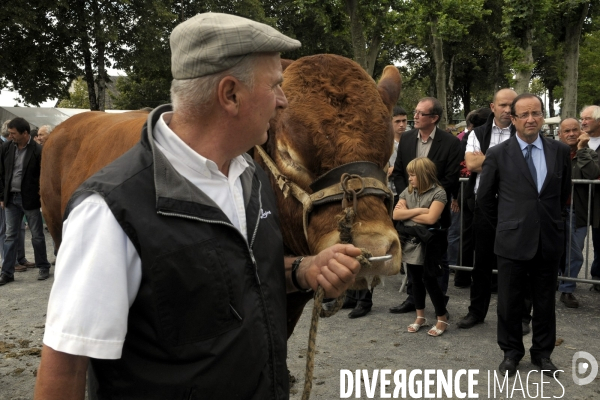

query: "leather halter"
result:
(254, 145), (394, 241)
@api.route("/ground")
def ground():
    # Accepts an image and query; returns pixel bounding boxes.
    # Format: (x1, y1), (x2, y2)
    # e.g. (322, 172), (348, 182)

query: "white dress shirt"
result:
(44, 112), (250, 359)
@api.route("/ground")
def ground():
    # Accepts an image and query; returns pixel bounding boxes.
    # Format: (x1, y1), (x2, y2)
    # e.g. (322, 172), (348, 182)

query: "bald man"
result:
(557, 118), (598, 307)
(457, 89), (518, 329)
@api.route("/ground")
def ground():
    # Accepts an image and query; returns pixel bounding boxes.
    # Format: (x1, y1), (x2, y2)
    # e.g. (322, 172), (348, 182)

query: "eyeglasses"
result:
(513, 111), (543, 120)
(413, 110), (435, 117)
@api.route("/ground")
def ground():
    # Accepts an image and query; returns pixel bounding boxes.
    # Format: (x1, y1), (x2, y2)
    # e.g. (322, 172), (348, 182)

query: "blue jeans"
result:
(559, 211), (587, 293)
(0, 207), (26, 263)
(1, 193), (50, 278)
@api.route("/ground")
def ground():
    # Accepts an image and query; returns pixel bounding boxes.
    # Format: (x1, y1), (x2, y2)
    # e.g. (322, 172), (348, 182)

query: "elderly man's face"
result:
(241, 53), (287, 148)
(580, 107), (600, 137)
(558, 119), (581, 148)
(36, 127), (49, 145)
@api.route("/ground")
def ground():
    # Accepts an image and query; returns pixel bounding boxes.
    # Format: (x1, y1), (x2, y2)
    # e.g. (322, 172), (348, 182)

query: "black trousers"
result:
(345, 289), (373, 308)
(467, 204), (498, 320)
(496, 247), (559, 361)
(407, 263), (447, 317)
(454, 196), (475, 286)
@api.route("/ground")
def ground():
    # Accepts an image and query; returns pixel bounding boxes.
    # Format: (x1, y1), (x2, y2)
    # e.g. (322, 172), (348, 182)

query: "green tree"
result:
(57, 77), (91, 109)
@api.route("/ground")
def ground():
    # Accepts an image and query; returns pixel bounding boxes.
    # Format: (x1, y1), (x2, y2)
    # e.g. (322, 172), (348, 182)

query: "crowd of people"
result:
(0, 11), (597, 399)
(354, 92), (599, 379)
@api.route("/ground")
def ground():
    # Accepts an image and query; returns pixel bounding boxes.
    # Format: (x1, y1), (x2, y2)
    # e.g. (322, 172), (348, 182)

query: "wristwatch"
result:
(291, 256), (312, 293)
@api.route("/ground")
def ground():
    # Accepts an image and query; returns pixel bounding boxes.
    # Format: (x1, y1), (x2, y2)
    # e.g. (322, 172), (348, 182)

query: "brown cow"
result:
(259, 55), (402, 334)
(41, 54), (402, 337)
(41, 111), (147, 247)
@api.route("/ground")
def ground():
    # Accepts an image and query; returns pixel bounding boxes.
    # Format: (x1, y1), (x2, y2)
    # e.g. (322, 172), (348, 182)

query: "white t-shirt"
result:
(588, 136), (600, 152)
(43, 112), (250, 359)
(466, 120), (512, 193)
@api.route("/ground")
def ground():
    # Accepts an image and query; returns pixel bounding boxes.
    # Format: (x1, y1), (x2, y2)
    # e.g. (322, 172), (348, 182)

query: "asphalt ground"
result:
(1, 229), (599, 400)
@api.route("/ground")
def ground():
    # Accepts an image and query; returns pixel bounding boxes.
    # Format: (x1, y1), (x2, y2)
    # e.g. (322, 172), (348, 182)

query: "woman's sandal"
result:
(407, 316), (427, 333)
(427, 320), (449, 337)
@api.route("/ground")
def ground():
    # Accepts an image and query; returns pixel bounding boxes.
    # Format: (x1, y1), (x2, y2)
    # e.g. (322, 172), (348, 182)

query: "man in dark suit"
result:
(0, 117), (51, 285)
(477, 94), (571, 377)
(389, 97), (461, 313)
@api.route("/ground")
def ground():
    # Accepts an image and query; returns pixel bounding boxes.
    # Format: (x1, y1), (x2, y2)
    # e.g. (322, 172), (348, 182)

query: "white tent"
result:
(545, 116), (561, 125)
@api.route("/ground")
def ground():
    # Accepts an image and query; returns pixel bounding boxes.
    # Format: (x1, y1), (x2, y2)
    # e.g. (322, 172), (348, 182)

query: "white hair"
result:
(581, 105), (600, 120)
(170, 53), (260, 118)
(39, 125), (53, 134)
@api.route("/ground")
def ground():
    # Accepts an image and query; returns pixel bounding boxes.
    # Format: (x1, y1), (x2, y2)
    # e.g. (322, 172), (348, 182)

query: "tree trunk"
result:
(513, 28), (533, 95)
(345, 0), (367, 71)
(461, 81), (471, 118)
(447, 55), (454, 124)
(76, 1), (98, 111)
(430, 16), (447, 129)
(561, 3), (588, 119)
(91, 0), (106, 111)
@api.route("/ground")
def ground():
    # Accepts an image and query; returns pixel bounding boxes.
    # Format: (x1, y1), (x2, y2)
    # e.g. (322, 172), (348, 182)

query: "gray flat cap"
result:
(170, 12), (301, 80)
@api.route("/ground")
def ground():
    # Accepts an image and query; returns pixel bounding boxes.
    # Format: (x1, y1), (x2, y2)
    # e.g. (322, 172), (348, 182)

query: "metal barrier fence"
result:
(450, 177), (600, 287)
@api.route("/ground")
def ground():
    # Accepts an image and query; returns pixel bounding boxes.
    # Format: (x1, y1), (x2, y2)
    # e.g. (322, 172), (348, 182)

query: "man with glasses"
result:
(477, 94), (570, 378)
(389, 97), (461, 314)
(579, 105), (600, 291)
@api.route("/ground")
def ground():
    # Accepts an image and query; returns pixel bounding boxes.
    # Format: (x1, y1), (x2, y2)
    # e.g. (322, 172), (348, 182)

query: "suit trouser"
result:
(454, 198), (475, 286)
(497, 247), (559, 361)
(467, 205), (497, 321)
(345, 289), (373, 308)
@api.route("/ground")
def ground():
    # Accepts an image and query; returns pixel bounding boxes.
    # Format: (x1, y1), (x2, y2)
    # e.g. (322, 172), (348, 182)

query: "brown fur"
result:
(257, 55), (403, 336)
(40, 111), (147, 247)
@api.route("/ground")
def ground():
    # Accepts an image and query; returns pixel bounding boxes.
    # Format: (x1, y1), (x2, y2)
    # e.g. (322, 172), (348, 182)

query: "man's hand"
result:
(578, 132), (590, 149)
(298, 244), (361, 298)
(451, 198), (460, 213)
(387, 166), (394, 177)
(0, 201), (3, 209)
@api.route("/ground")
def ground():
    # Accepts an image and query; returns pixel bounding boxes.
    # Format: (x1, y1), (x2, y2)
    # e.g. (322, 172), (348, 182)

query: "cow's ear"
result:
(281, 59), (294, 71)
(377, 66), (402, 114)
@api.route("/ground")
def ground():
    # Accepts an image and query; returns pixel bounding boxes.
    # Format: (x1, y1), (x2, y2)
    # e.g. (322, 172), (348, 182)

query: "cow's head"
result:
(266, 54), (402, 289)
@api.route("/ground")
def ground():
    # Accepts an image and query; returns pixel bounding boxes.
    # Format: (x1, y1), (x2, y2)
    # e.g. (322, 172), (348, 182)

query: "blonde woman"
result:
(394, 157), (449, 337)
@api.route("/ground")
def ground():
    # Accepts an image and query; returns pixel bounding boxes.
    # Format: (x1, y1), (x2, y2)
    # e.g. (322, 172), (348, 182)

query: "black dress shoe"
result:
(348, 305), (371, 319)
(457, 314), (483, 329)
(499, 357), (519, 377)
(38, 269), (50, 281)
(0, 274), (14, 286)
(342, 297), (357, 309)
(389, 300), (416, 314)
(560, 292), (579, 308)
(522, 322), (530, 335)
(531, 357), (559, 377)
(454, 281), (471, 289)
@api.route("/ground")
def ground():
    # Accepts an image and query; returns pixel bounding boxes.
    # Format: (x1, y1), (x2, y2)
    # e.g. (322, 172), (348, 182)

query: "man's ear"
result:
(217, 76), (242, 116)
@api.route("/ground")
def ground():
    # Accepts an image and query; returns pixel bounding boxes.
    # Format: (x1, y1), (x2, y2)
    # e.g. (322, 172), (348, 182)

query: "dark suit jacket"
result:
(392, 127), (461, 197)
(477, 134), (571, 261)
(0, 138), (43, 210)
(391, 127), (462, 225)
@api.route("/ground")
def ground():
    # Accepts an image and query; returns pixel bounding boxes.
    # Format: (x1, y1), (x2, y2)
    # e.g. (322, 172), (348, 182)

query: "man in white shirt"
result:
(456, 88), (518, 330)
(34, 13), (362, 400)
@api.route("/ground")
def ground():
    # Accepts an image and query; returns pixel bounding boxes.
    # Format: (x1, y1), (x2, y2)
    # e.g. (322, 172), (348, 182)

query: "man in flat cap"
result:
(35, 13), (361, 400)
